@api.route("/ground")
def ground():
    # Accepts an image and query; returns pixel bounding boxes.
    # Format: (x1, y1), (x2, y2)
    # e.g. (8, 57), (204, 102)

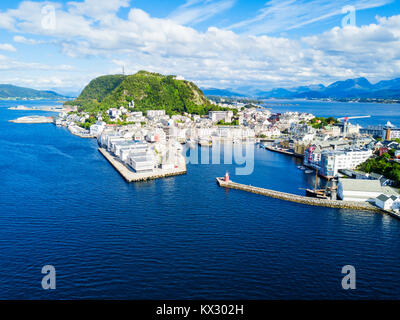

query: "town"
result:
(54, 98), (400, 215)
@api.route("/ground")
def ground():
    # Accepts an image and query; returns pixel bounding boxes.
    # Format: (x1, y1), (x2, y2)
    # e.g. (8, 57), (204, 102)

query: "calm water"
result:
(1, 100), (400, 300)
(265, 99), (400, 127)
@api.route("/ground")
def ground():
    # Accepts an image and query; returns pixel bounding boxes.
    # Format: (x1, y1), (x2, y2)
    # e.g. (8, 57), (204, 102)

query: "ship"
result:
(305, 169), (329, 199)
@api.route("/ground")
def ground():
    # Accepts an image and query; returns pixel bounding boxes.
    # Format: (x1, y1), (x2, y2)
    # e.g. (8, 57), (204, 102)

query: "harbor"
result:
(99, 148), (187, 182)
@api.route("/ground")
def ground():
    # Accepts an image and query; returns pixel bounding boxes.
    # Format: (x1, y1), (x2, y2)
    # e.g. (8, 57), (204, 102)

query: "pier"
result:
(264, 145), (304, 159)
(99, 148), (187, 182)
(9, 116), (54, 124)
(216, 177), (383, 212)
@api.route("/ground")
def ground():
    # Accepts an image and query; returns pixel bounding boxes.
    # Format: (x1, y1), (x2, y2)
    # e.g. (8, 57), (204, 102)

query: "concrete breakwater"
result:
(99, 148), (187, 182)
(216, 178), (382, 212)
(9, 116), (54, 124)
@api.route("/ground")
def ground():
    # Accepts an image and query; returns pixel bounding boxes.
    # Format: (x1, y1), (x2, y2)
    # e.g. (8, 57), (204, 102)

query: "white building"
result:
(108, 108), (122, 118)
(89, 122), (106, 137)
(337, 179), (398, 202)
(126, 142), (155, 173)
(305, 147), (372, 177)
(375, 194), (397, 210)
(209, 111), (234, 123)
(147, 110), (166, 118)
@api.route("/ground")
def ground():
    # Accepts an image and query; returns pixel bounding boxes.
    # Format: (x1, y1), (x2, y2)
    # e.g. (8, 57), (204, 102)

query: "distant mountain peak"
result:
(256, 76), (399, 99)
(0, 84), (65, 99)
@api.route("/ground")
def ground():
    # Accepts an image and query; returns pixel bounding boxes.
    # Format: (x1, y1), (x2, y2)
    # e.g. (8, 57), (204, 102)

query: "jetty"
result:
(216, 177), (382, 212)
(9, 116), (54, 124)
(99, 148), (187, 182)
(8, 105), (70, 112)
(264, 145), (304, 159)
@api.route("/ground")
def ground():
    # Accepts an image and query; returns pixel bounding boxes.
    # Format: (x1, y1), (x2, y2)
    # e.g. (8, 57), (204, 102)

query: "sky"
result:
(0, 0), (399, 95)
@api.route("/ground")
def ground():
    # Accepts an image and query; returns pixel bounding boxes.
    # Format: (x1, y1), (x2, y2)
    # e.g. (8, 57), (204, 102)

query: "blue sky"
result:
(0, 0), (399, 94)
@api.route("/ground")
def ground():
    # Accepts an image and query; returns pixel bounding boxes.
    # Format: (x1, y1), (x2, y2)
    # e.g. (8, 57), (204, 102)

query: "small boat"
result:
(305, 169), (329, 199)
(297, 166), (305, 170)
(306, 188), (329, 199)
(305, 169), (313, 174)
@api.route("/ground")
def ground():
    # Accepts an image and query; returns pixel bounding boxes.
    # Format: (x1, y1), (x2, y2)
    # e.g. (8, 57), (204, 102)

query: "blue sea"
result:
(1, 99), (400, 300)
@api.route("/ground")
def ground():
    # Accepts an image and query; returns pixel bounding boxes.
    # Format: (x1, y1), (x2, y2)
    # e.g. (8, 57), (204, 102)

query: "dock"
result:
(216, 177), (382, 212)
(264, 145), (304, 159)
(9, 116), (54, 124)
(99, 148), (187, 182)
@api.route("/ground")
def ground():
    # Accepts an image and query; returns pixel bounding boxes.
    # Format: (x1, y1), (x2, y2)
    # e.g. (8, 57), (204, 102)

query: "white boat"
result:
(305, 169), (314, 174)
(297, 166), (305, 170)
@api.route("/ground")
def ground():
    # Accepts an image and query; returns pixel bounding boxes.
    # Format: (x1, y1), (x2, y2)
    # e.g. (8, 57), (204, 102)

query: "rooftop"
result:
(340, 179), (398, 195)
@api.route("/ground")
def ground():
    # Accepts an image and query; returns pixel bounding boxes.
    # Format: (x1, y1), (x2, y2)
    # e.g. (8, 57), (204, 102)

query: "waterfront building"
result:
(126, 142), (155, 173)
(294, 142), (309, 156)
(382, 121), (400, 140)
(89, 122), (106, 137)
(375, 194), (397, 210)
(305, 146), (372, 177)
(337, 179), (397, 202)
(360, 125), (384, 137)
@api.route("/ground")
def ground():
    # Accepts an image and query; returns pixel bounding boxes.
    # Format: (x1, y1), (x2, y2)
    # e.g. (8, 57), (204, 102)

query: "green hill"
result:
(66, 71), (217, 115)
(76, 74), (126, 102)
(0, 84), (64, 99)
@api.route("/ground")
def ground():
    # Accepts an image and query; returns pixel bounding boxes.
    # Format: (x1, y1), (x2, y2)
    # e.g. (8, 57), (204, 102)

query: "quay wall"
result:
(217, 178), (381, 212)
(99, 148), (187, 182)
(264, 145), (304, 159)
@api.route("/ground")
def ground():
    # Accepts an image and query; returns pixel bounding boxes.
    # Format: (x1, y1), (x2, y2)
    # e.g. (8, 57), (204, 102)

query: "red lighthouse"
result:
(224, 172), (230, 182)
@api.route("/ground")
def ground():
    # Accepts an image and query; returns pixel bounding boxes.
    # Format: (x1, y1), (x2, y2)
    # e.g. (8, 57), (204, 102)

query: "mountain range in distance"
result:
(2, 76), (400, 102)
(0, 84), (67, 100)
(202, 77), (400, 100)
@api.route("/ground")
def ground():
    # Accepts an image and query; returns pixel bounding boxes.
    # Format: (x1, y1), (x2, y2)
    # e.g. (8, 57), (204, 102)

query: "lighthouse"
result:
(224, 172), (230, 182)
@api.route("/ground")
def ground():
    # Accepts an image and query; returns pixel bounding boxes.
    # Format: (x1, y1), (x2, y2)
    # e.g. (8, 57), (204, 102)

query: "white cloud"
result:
(168, 0), (236, 26)
(0, 43), (16, 52)
(13, 35), (40, 45)
(0, 0), (398, 91)
(228, 0), (393, 35)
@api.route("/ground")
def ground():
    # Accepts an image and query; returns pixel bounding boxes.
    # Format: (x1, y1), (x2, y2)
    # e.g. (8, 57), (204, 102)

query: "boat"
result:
(305, 188), (329, 199)
(305, 169), (329, 199)
(297, 166), (305, 170)
(305, 169), (313, 174)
